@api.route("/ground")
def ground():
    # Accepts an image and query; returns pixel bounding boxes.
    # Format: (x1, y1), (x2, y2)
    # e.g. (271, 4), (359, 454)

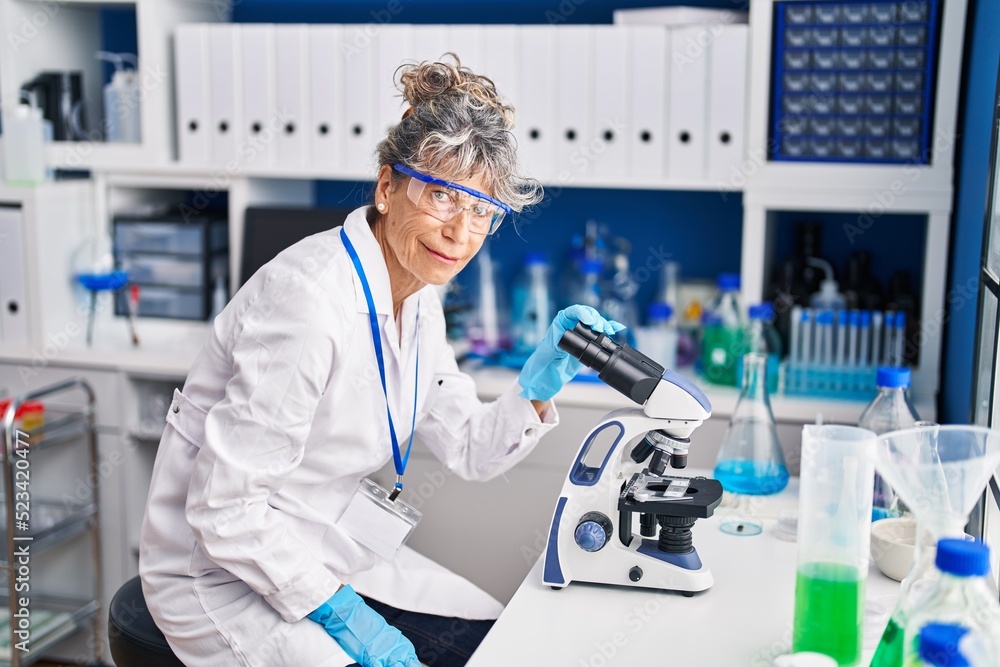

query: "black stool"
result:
(108, 576), (185, 666)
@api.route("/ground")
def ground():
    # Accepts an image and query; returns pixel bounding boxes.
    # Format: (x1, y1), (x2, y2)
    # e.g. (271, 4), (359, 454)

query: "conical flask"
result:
(713, 353), (790, 495)
(869, 425), (1000, 667)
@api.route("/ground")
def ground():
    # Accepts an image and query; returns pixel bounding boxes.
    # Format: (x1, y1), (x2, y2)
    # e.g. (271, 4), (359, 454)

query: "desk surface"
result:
(468, 481), (900, 666)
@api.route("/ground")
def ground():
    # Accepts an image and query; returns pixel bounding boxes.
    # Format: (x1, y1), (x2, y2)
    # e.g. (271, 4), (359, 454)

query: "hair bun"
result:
(398, 53), (513, 129)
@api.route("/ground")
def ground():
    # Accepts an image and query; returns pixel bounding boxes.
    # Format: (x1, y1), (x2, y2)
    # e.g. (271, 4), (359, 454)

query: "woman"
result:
(139, 56), (623, 667)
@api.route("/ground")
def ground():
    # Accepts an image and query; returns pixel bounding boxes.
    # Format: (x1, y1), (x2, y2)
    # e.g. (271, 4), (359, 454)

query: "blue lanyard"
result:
(341, 228), (420, 500)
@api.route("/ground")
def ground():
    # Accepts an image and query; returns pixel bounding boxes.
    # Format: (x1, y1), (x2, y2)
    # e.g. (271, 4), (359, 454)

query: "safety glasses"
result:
(393, 163), (511, 235)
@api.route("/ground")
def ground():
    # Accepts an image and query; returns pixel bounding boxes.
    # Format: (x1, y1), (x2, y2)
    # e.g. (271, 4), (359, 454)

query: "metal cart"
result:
(1, 379), (104, 667)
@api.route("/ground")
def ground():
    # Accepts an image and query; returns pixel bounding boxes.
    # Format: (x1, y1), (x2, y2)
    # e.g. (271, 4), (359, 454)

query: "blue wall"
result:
(942, 0), (999, 423)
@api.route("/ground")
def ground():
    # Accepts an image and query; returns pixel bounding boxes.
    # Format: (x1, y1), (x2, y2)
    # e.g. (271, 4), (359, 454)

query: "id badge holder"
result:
(339, 478), (422, 561)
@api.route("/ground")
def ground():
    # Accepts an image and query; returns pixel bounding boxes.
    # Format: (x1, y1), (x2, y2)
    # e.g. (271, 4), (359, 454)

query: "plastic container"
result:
(572, 258), (604, 311)
(97, 51), (141, 143)
(1, 93), (51, 186)
(902, 540), (1000, 666)
(0, 399), (45, 434)
(807, 258), (847, 311)
(859, 367), (920, 521)
(792, 424), (876, 666)
(634, 302), (677, 369)
(713, 353), (789, 495)
(510, 252), (553, 355)
(700, 273), (745, 386)
(914, 623), (995, 667)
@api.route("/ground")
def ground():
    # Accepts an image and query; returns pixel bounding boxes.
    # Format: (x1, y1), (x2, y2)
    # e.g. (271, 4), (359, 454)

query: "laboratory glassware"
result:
(902, 539), (1000, 666)
(792, 424), (876, 666)
(739, 302), (783, 393)
(510, 252), (553, 356)
(713, 353), (789, 495)
(869, 425), (1000, 667)
(859, 367), (920, 520)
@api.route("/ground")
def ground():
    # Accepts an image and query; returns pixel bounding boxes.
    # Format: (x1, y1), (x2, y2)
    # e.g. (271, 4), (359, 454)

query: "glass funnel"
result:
(713, 353), (790, 495)
(869, 424), (1000, 667)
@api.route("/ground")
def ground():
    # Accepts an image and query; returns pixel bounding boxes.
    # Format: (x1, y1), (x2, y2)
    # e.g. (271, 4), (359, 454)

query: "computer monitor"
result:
(240, 206), (353, 287)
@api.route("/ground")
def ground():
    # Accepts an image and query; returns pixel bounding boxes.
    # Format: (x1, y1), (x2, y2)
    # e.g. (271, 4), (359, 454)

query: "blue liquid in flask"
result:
(714, 458), (789, 495)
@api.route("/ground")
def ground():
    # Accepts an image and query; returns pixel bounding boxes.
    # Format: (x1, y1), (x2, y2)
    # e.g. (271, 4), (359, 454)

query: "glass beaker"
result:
(713, 353), (789, 495)
(792, 424), (876, 666)
(869, 425), (1000, 667)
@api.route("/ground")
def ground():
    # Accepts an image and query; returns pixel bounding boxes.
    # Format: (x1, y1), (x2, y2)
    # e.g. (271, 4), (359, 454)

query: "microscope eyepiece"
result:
(558, 323), (665, 405)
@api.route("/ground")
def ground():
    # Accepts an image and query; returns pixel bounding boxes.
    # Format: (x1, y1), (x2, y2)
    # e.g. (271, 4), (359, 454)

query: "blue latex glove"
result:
(307, 586), (419, 667)
(518, 305), (626, 402)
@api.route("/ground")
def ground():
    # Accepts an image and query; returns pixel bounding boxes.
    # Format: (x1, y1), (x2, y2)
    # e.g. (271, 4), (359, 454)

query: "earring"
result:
(377, 202), (386, 212)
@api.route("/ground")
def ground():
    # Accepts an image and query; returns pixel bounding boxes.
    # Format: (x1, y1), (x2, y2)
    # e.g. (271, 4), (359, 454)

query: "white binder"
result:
(555, 26), (593, 177)
(175, 24), (210, 164)
(518, 26), (556, 180)
(241, 24), (277, 168)
(707, 24), (749, 182)
(412, 24), (448, 66)
(309, 25), (343, 172)
(482, 25), (519, 113)
(341, 24), (377, 176)
(376, 25), (413, 141)
(628, 26), (669, 177)
(667, 25), (709, 179)
(445, 24), (484, 71)
(275, 25), (310, 169)
(0, 206), (28, 346)
(208, 24), (241, 167)
(592, 26), (628, 179)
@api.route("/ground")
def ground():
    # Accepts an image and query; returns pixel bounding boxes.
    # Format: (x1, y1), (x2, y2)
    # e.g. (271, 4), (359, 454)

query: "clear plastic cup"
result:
(792, 424), (877, 666)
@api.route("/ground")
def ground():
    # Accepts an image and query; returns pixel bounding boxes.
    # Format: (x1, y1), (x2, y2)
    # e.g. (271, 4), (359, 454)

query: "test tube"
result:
(835, 310), (847, 368)
(893, 312), (906, 367)
(882, 311), (895, 366)
(821, 311), (834, 366)
(847, 310), (859, 367)
(859, 310), (871, 368)
(790, 305), (802, 365)
(871, 311), (883, 369)
(802, 308), (814, 366)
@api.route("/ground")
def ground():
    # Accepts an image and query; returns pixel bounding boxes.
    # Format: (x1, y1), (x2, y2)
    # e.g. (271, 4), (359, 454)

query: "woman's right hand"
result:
(517, 305), (626, 402)
(307, 585), (419, 667)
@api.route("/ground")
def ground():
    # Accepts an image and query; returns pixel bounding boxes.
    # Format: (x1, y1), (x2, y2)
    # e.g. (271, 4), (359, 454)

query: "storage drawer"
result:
(117, 286), (206, 320)
(115, 218), (227, 256)
(120, 254), (227, 289)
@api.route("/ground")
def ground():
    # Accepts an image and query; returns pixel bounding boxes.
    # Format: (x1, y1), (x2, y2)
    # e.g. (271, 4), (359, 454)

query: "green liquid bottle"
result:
(870, 615), (905, 667)
(793, 562), (865, 665)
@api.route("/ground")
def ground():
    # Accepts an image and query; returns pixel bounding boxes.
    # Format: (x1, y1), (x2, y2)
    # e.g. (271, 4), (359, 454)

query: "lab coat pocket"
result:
(165, 389), (209, 448)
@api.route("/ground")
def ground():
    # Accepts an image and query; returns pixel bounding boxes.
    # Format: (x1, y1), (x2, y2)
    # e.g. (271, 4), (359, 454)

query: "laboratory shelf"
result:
(0, 595), (100, 667)
(0, 501), (96, 561)
(0, 379), (104, 667)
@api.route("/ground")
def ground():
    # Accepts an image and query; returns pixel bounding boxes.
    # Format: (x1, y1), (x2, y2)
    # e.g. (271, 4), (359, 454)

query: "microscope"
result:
(542, 324), (723, 595)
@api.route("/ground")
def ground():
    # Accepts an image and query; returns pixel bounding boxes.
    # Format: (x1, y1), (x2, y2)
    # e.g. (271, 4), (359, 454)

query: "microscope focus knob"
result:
(629, 566), (643, 582)
(574, 512), (613, 552)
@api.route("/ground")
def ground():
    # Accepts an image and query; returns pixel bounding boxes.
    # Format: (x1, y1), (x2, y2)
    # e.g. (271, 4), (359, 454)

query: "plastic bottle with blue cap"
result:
(902, 539), (1000, 666)
(700, 273), (745, 386)
(859, 366), (920, 520)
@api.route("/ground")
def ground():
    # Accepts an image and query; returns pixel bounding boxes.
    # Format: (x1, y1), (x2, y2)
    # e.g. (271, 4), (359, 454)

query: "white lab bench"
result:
(467, 478), (901, 666)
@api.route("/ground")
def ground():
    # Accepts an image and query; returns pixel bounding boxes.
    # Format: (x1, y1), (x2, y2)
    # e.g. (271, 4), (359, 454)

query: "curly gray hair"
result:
(375, 54), (543, 213)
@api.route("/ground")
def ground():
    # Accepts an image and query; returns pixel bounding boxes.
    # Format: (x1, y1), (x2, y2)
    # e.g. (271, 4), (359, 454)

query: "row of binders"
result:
(175, 23), (750, 183)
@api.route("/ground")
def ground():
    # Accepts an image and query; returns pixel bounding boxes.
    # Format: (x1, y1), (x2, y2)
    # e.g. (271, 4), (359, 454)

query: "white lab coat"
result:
(139, 206), (558, 666)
